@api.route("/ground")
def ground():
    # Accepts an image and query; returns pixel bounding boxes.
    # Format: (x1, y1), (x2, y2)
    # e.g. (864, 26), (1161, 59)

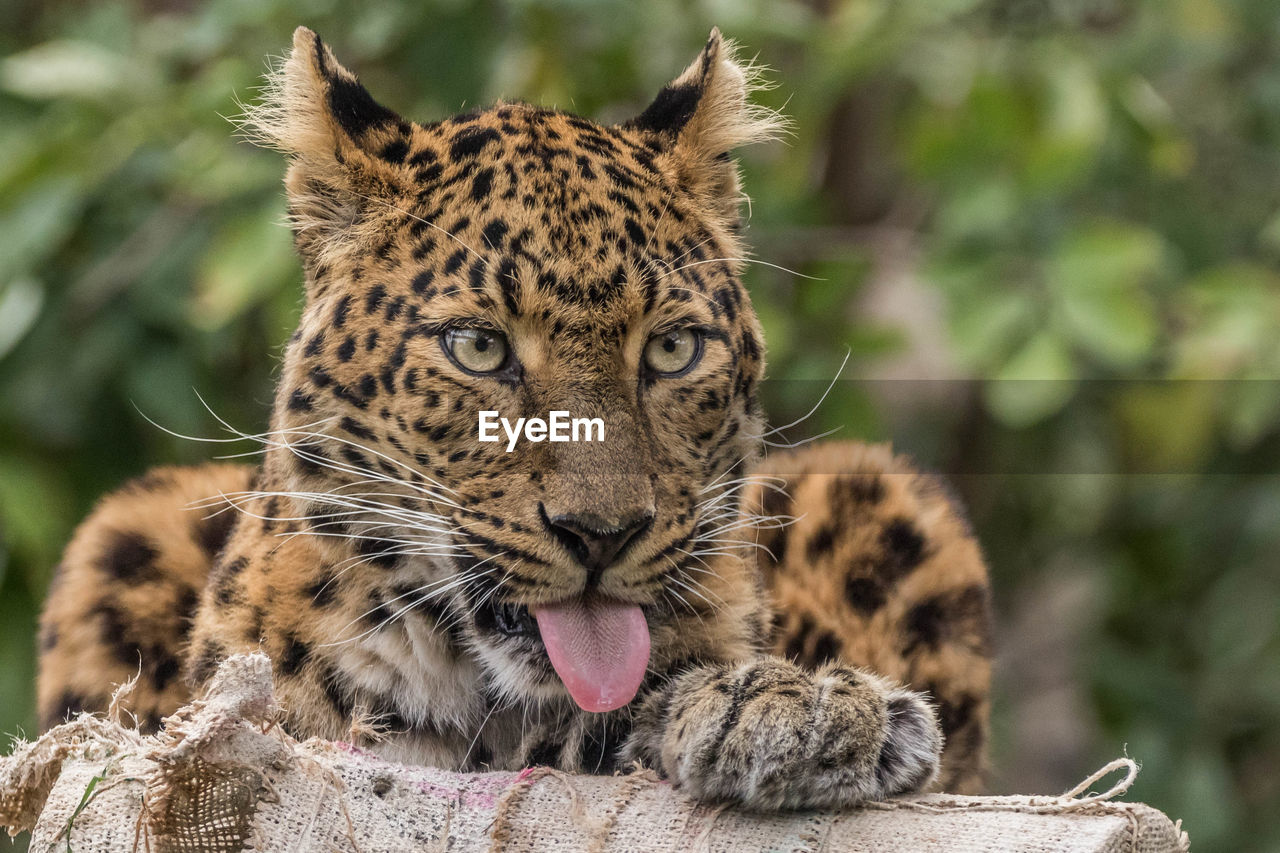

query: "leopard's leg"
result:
(748, 441), (993, 793)
(36, 463), (255, 732)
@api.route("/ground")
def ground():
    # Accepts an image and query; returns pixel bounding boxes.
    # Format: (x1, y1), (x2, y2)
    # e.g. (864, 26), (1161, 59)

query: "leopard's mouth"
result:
(477, 600), (538, 638)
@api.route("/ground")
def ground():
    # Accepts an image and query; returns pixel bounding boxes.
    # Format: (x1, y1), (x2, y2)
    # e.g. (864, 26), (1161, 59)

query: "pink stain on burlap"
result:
(415, 769), (525, 809)
(332, 741), (378, 759)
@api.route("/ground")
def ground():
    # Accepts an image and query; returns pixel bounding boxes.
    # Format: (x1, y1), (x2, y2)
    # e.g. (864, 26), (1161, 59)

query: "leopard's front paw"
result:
(625, 659), (940, 809)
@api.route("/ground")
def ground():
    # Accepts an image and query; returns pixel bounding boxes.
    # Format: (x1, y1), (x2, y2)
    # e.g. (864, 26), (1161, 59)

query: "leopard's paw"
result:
(875, 685), (943, 797)
(625, 658), (940, 809)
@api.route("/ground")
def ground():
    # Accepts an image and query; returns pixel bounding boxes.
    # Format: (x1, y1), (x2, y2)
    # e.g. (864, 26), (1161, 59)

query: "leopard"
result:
(36, 26), (992, 809)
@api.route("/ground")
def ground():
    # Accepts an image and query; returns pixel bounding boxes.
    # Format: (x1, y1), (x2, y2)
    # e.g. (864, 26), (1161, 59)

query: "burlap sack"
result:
(1, 653), (1190, 852)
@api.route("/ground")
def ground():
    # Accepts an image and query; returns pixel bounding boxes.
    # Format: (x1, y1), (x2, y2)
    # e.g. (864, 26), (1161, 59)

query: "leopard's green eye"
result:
(443, 328), (509, 374)
(644, 328), (702, 376)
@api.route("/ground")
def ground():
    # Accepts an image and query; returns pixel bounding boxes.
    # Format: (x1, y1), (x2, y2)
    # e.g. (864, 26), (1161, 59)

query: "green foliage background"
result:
(2, 1), (1279, 849)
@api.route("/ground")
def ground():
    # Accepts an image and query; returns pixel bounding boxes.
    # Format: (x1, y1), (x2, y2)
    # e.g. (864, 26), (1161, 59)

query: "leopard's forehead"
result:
(405, 103), (666, 205)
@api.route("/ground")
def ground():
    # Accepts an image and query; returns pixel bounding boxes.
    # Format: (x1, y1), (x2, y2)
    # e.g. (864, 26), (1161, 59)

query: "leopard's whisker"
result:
(762, 425), (842, 450)
(695, 474), (788, 500)
(311, 485), (460, 513)
(677, 546), (739, 571)
(685, 541), (772, 557)
(278, 427), (459, 502)
(353, 191), (482, 261)
(640, 194), (674, 258)
(158, 407), (454, 505)
(695, 513), (798, 540)
(659, 573), (699, 617)
(702, 452), (755, 490)
(321, 537), (476, 573)
(670, 554), (721, 574)
(365, 573), (485, 615)
(197, 489), (460, 541)
(201, 428), (458, 508)
(281, 532), (465, 556)
(206, 484), (456, 523)
(300, 516), (459, 538)
(324, 565), (499, 647)
(316, 535), (467, 590)
(675, 554), (740, 610)
(285, 512), (460, 537)
(186, 390), (458, 499)
(136, 401), (336, 446)
(468, 566), (511, 616)
(669, 234), (716, 266)
(665, 286), (722, 310)
(646, 234), (718, 280)
(657, 256), (827, 282)
(461, 694), (508, 770)
(212, 497), (457, 537)
(272, 442), (454, 508)
(653, 556), (719, 622)
(689, 543), (777, 561)
(697, 515), (797, 538)
(290, 524), (458, 553)
(668, 567), (726, 611)
(750, 348), (850, 442)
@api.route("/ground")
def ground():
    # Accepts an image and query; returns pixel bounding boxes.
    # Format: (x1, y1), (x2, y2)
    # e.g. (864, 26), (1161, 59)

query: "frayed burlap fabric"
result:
(2, 654), (1189, 852)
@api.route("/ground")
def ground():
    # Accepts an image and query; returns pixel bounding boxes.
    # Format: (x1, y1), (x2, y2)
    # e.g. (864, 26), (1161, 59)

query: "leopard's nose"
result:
(544, 509), (653, 578)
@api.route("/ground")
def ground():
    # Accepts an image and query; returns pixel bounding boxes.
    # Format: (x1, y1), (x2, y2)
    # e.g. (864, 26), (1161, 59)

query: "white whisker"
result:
(658, 257), (826, 282)
(354, 192), (482, 260)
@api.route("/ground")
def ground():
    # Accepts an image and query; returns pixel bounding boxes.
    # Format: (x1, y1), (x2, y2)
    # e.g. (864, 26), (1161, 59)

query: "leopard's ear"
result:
(240, 27), (413, 274)
(627, 29), (786, 231)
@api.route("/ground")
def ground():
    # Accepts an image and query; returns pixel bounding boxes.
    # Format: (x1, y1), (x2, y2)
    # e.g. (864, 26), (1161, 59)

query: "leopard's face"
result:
(255, 28), (779, 706)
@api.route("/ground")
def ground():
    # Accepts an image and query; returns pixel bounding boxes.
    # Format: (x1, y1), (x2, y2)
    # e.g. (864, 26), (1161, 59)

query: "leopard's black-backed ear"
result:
(240, 27), (414, 278)
(627, 29), (786, 231)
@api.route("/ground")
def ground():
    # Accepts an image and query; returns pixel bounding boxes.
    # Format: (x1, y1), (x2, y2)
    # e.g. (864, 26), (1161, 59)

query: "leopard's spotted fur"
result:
(37, 28), (991, 807)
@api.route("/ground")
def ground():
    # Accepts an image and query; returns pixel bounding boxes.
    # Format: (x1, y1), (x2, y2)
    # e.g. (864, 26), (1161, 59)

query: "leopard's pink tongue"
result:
(533, 599), (650, 713)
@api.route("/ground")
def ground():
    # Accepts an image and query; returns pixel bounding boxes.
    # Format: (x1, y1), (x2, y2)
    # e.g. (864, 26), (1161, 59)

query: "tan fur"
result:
(37, 465), (252, 731)
(38, 29), (991, 806)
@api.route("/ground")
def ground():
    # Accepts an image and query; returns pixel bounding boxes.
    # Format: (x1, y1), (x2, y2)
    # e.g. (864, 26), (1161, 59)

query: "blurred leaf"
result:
(190, 201), (295, 329)
(0, 278), (45, 361)
(0, 177), (84, 282)
(0, 453), (74, 578)
(1177, 748), (1241, 847)
(934, 176), (1018, 241)
(1116, 382), (1218, 472)
(1260, 208), (1280, 254)
(1196, 568), (1279, 667)
(1047, 221), (1167, 295)
(1221, 380), (1280, 450)
(1048, 222), (1165, 368)
(1172, 263), (1280, 378)
(949, 284), (1033, 370)
(1058, 286), (1158, 368)
(0, 40), (145, 101)
(1022, 57), (1106, 191)
(985, 331), (1077, 427)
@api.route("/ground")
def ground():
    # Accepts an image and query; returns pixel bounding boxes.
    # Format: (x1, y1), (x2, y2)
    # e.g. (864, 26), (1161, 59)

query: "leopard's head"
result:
(252, 27), (783, 711)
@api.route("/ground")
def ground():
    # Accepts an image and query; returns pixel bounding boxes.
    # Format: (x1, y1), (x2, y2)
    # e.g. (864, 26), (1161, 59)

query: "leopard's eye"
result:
(442, 328), (509, 374)
(643, 328), (702, 376)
